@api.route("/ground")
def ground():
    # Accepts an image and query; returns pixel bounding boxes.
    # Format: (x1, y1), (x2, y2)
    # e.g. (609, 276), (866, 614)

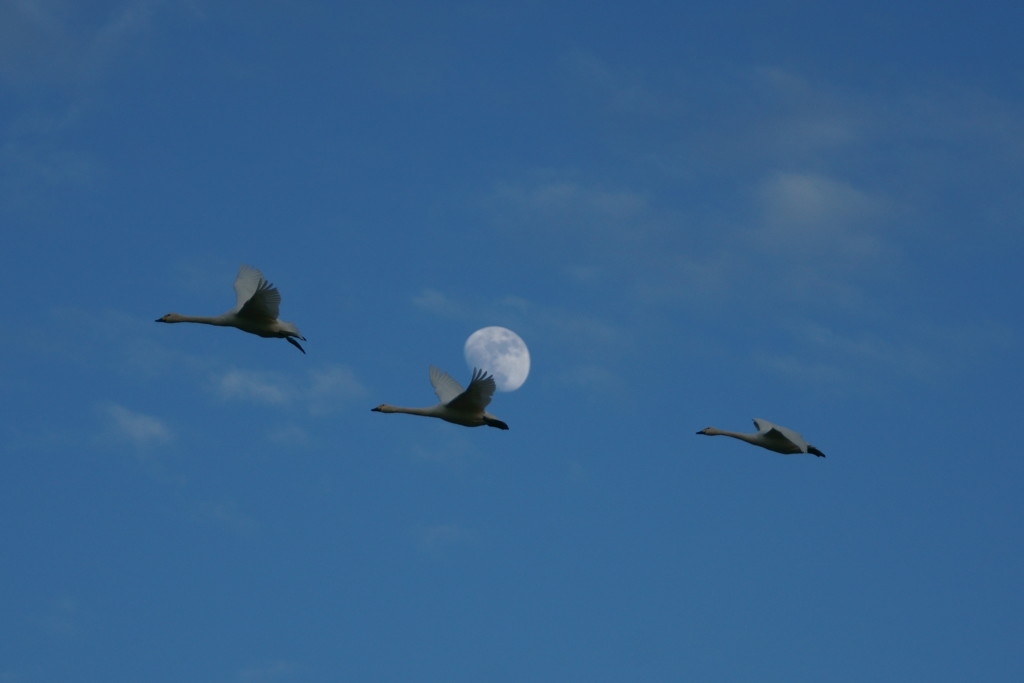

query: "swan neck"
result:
(378, 405), (436, 417)
(707, 428), (759, 445)
(171, 314), (229, 326)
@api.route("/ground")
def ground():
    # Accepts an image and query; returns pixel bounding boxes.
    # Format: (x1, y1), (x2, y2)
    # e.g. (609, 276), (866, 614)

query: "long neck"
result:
(705, 427), (759, 446)
(377, 404), (439, 418)
(167, 313), (230, 326)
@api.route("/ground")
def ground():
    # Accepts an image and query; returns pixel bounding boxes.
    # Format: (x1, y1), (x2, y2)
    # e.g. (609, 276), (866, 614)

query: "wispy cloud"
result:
(407, 428), (484, 470)
(411, 288), (465, 319)
(1, 2), (167, 197)
(485, 166), (897, 314)
(215, 364), (366, 415)
(751, 351), (848, 387)
(218, 369), (292, 405)
(267, 423), (313, 447)
(560, 49), (682, 117)
(471, 60), (1022, 393)
(491, 178), (650, 224)
(486, 177), (654, 261)
(482, 173), (664, 292)
(486, 58), (954, 313)
(753, 170), (889, 260)
(0, 0), (161, 86)
(748, 315), (1016, 393)
(412, 287), (624, 348)
(100, 401), (172, 446)
(307, 364), (365, 415)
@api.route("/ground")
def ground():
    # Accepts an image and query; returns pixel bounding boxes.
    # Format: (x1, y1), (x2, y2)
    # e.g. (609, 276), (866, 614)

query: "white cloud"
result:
(744, 315), (1016, 396)
(1, 2), (168, 197)
(411, 288), (465, 318)
(100, 402), (172, 446)
(791, 318), (1016, 383)
(267, 423), (313, 447)
(488, 177), (650, 235)
(217, 369), (293, 405)
(561, 50), (680, 117)
(307, 364), (366, 416)
(751, 351), (847, 387)
(408, 429), (481, 468)
(754, 171), (888, 260)
(0, 0), (160, 86)
(215, 365), (365, 415)
(759, 171), (879, 228)
(474, 63), (1020, 388)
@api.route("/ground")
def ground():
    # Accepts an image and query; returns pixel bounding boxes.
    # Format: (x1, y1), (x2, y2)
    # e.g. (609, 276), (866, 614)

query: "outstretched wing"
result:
(753, 418), (810, 453)
(233, 264), (281, 320)
(429, 365), (465, 404)
(446, 368), (496, 412)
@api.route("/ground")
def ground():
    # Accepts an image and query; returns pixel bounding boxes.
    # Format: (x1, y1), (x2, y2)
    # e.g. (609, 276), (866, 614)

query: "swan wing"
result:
(429, 365), (465, 404)
(233, 265), (282, 319)
(446, 368), (496, 412)
(753, 418), (809, 452)
(232, 265), (263, 310)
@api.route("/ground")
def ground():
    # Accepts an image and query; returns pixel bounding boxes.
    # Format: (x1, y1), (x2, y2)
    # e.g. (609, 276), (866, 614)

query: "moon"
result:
(464, 326), (530, 392)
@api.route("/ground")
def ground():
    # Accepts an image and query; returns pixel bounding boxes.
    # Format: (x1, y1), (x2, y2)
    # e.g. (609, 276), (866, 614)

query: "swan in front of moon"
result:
(371, 366), (509, 430)
(697, 418), (825, 457)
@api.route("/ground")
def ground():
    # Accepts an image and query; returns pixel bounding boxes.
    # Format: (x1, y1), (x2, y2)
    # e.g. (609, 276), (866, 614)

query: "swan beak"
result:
(154, 317), (165, 322)
(370, 407), (381, 412)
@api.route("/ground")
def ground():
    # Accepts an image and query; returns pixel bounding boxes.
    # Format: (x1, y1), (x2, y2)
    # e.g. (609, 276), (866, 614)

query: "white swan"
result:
(697, 418), (825, 457)
(371, 365), (509, 430)
(155, 264), (306, 353)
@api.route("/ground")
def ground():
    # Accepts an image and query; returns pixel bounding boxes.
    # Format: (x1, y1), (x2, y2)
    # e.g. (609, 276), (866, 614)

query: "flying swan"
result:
(155, 264), (306, 353)
(697, 418), (826, 457)
(371, 365), (509, 430)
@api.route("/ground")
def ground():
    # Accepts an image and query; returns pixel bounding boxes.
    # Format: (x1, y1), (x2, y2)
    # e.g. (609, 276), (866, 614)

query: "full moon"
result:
(463, 326), (530, 392)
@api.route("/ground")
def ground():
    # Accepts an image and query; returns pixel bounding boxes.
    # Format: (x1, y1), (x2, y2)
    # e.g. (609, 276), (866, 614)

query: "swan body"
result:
(697, 418), (825, 457)
(372, 366), (509, 430)
(156, 265), (306, 353)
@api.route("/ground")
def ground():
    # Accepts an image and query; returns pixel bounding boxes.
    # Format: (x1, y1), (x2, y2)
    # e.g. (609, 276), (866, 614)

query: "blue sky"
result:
(3, 1), (1023, 681)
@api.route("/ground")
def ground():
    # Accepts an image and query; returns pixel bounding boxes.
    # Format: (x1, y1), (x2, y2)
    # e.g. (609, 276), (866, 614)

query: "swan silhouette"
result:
(372, 366), (509, 430)
(156, 264), (306, 353)
(697, 418), (825, 457)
